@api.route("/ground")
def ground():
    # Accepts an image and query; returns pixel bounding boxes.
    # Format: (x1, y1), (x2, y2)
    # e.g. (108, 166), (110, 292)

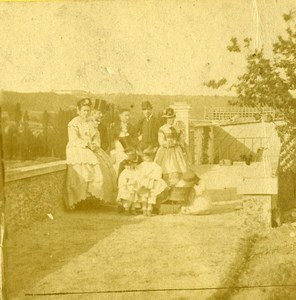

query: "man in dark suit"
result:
(137, 101), (163, 214)
(137, 101), (161, 151)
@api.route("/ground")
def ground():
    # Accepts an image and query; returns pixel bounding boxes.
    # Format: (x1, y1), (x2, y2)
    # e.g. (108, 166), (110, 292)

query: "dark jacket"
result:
(117, 154), (142, 181)
(137, 115), (161, 150)
(113, 122), (139, 150)
(97, 123), (109, 152)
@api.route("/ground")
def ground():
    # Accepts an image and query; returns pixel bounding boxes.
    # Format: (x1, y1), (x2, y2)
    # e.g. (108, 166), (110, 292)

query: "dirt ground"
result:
(230, 223), (296, 300)
(5, 204), (296, 300)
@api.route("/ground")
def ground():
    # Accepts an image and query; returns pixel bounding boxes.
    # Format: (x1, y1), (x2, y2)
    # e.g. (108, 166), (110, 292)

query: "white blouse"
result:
(66, 117), (101, 165)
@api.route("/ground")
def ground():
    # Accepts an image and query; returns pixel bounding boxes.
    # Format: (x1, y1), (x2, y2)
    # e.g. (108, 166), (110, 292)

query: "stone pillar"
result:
(170, 102), (191, 144)
(238, 177), (279, 228)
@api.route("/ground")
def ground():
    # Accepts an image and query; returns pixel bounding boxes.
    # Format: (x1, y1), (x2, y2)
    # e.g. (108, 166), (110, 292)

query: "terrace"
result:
(3, 102), (283, 233)
(3, 102), (292, 299)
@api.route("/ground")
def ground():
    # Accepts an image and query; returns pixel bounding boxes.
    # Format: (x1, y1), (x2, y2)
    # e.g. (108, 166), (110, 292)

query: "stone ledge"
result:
(238, 177), (278, 195)
(5, 160), (67, 182)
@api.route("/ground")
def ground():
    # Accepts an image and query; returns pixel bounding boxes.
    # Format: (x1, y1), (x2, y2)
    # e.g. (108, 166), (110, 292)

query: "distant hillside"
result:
(1, 91), (80, 111)
(94, 94), (235, 120)
(1, 91), (236, 120)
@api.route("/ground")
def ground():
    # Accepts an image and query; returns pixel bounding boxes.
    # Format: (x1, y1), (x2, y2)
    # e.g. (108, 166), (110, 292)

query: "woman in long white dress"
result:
(66, 98), (117, 209)
(154, 107), (187, 186)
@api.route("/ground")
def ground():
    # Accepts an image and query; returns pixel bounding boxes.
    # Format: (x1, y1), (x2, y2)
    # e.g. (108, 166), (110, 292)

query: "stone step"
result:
(204, 188), (242, 202)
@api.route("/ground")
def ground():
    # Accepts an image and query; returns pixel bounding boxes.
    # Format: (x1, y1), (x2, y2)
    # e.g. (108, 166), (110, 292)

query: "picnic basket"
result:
(159, 186), (192, 215)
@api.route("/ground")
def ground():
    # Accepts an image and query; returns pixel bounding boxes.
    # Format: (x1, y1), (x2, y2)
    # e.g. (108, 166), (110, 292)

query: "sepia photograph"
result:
(0, 0), (296, 299)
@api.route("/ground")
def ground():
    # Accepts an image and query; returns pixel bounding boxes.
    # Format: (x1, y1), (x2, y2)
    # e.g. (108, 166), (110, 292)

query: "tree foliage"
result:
(23, 110), (29, 122)
(42, 110), (50, 128)
(204, 78), (227, 89)
(232, 49), (293, 112)
(227, 37), (240, 53)
(206, 12), (296, 125)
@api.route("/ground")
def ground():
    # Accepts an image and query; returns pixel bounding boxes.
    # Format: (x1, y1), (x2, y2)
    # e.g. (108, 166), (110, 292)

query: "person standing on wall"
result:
(137, 101), (162, 151)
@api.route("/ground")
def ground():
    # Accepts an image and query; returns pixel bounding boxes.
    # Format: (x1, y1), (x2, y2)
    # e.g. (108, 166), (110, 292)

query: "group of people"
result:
(66, 98), (190, 216)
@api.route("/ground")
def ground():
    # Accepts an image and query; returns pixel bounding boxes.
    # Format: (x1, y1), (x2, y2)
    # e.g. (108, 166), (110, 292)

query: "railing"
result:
(204, 107), (275, 121)
(189, 121), (273, 165)
(214, 136), (269, 162)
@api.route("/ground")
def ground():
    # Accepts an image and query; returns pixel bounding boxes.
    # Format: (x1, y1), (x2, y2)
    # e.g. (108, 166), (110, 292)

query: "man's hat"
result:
(162, 107), (176, 118)
(94, 99), (107, 112)
(141, 101), (153, 110)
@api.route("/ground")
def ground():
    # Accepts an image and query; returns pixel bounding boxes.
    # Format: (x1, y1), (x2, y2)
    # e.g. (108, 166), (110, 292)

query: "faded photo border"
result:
(1, 1), (296, 299)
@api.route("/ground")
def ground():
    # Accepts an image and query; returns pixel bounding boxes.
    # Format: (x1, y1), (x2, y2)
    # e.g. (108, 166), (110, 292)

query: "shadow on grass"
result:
(207, 234), (261, 300)
(5, 205), (143, 298)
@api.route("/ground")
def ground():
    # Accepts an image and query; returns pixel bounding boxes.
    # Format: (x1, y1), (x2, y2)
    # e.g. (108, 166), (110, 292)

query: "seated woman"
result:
(154, 107), (187, 186)
(66, 98), (117, 209)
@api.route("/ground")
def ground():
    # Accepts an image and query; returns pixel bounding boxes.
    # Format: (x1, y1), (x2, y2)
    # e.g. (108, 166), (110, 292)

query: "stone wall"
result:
(242, 196), (278, 229)
(4, 161), (67, 232)
(238, 121), (282, 228)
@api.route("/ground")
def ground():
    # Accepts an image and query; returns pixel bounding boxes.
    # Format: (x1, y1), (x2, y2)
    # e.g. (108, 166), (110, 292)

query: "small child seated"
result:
(137, 146), (168, 216)
(117, 147), (141, 180)
(117, 150), (140, 215)
(178, 171), (212, 215)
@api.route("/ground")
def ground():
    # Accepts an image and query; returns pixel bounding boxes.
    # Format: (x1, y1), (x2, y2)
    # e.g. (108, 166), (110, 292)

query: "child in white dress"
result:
(117, 150), (139, 215)
(137, 146), (168, 216)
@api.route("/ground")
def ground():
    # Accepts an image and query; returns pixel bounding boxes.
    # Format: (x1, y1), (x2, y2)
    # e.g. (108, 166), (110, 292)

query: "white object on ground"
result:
(47, 213), (54, 220)
(180, 182), (212, 215)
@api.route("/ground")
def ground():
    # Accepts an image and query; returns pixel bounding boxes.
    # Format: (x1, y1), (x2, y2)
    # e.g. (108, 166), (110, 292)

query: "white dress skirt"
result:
(154, 124), (187, 186)
(110, 140), (128, 176)
(66, 117), (117, 209)
(136, 161), (168, 204)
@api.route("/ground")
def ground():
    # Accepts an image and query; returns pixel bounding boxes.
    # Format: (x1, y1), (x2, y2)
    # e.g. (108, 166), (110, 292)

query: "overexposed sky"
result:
(0, 0), (295, 95)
